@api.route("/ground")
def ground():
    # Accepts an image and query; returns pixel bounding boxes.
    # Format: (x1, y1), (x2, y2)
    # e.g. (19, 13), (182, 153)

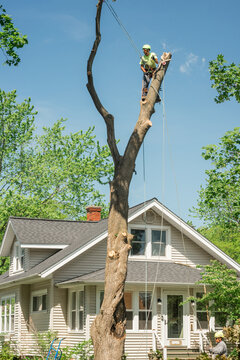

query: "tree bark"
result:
(86, 1), (172, 359)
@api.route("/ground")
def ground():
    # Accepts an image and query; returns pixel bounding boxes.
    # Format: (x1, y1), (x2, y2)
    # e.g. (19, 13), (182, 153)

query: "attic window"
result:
(13, 242), (24, 272)
(129, 225), (171, 259)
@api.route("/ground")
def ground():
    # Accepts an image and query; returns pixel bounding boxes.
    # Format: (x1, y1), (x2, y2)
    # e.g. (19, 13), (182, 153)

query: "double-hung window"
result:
(32, 290), (47, 312)
(124, 292), (133, 330)
(131, 229), (146, 256)
(130, 226), (170, 259)
(139, 292), (152, 330)
(196, 292), (208, 330)
(151, 230), (166, 256)
(70, 290), (84, 331)
(0, 295), (15, 333)
(13, 242), (24, 272)
(97, 289), (155, 331)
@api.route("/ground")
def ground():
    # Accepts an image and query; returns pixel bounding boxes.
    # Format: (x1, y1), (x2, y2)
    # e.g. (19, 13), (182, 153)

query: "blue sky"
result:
(1, 0), (239, 226)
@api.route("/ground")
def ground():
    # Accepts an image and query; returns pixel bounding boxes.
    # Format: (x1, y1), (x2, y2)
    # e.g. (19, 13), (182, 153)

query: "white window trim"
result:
(128, 224), (171, 260)
(68, 286), (84, 333)
(13, 242), (24, 273)
(96, 286), (157, 332)
(0, 294), (15, 333)
(31, 289), (47, 313)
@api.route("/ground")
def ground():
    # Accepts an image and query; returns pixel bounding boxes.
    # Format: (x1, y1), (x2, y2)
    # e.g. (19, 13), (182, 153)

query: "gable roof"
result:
(0, 198), (239, 289)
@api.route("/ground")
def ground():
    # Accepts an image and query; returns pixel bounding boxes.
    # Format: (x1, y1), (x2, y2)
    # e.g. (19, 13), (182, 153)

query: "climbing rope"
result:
(104, 0), (191, 352)
(104, 0), (142, 57)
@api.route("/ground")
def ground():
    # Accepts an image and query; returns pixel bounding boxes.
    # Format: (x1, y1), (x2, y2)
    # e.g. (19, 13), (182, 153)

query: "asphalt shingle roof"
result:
(57, 261), (202, 285)
(0, 199), (156, 287)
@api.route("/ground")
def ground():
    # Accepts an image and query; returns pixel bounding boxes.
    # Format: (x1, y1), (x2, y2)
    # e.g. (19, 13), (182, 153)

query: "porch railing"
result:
(152, 330), (167, 360)
(199, 331), (211, 353)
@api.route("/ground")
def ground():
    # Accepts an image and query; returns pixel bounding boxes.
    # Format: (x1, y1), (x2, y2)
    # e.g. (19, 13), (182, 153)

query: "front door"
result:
(163, 291), (188, 347)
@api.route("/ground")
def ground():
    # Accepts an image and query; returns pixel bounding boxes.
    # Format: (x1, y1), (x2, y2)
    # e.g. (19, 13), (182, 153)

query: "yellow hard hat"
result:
(215, 331), (224, 338)
(143, 44), (151, 50)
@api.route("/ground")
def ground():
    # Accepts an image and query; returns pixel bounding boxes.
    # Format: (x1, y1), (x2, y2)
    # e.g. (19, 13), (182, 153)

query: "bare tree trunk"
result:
(86, 1), (172, 359)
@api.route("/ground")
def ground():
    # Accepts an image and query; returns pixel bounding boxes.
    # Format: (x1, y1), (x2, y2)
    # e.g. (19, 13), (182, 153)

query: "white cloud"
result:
(180, 53), (198, 74)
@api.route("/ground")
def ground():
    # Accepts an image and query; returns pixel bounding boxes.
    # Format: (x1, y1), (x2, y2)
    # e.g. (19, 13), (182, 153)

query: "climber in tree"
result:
(140, 44), (159, 101)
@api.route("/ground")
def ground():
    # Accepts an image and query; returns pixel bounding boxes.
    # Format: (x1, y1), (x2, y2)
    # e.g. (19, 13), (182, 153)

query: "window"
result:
(70, 290), (84, 331)
(151, 230), (166, 256)
(129, 226), (170, 259)
(97, 289), (155, 331)
(131, 229), (146, 256)
(0, 295), (15, 333)
(196, 292), (208, 330)
(31, 290), (47, 312)
(13, 242), (24, 272)
(124, 292), (133, 330)
(139, 292), (152, 330)
(215, 312), (228, 329)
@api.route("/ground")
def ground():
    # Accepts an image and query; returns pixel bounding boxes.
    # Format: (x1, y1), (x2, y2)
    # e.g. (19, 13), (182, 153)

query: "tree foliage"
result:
(0, 89), (113, 273)
(199, 226), (240, 263)
(209, 54), (240, 104)
(193, 127), (240, 230)
(187, 260), (240, 323)
(0, 5), (28, 66)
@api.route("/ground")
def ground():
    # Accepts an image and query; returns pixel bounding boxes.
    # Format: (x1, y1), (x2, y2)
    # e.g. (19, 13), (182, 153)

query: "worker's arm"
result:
(209, 342), (226, 355)
(141, 65), (146, 73)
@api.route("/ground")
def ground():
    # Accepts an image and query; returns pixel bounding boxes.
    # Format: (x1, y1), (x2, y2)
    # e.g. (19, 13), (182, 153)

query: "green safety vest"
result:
(140, 52), (158, 70)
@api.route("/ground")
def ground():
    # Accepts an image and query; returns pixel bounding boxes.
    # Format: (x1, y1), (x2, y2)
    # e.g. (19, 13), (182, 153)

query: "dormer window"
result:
(13, 242), (24, 272)
(151, 230), (166, 256)
(129, 225), (171, 259)
(131, 229), (146, 256)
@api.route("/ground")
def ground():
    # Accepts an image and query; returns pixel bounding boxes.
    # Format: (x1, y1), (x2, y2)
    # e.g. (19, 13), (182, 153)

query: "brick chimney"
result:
(86, 206), (101, 222)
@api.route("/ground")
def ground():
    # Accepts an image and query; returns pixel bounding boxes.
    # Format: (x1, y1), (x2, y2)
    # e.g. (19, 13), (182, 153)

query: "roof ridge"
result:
(9, 216), (96, 224)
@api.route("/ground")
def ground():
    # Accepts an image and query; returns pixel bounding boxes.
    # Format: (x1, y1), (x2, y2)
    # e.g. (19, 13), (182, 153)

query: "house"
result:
(0, 198), (239, 359)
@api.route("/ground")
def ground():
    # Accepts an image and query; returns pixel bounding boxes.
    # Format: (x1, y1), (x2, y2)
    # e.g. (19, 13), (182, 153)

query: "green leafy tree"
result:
(0, 5), (28, 66)
(199, 226), (240, 263)
(192, 127), (240, 229)
(209, 54), (240, 103)
(0, 89), (114, 273)
(187, 260), (240, 323)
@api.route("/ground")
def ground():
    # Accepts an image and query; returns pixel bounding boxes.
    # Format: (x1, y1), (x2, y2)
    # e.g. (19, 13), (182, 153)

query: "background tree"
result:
(0, 5), (28, 66)
(186, 260), (240, 323)
(0, 88), (114, 274)
(209, 54), (240, 104)
(86, 1), (171, 359)
(192, 127), (240, 261)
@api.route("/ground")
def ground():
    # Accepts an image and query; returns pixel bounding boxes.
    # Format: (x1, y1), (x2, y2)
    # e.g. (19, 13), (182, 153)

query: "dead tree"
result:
(86, 1), (172, 359)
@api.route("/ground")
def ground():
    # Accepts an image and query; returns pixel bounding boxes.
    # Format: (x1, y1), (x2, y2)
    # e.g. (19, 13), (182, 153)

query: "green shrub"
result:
(61, 340), (94, 360)
(148, 348), (163, 360)
(0, 340), (17, 360)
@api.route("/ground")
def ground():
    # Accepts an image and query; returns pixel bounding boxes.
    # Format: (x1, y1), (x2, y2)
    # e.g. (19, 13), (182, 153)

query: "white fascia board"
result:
(21, 244), (68, 249)
(42, 198), (240, 278)
(0, 221), (15, 256)
(150, 201), (240, 274)
(41, 230), (108, 278)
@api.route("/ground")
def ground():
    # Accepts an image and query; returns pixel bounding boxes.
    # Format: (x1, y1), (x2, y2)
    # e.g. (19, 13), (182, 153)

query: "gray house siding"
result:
(53, 240), (107, 283)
